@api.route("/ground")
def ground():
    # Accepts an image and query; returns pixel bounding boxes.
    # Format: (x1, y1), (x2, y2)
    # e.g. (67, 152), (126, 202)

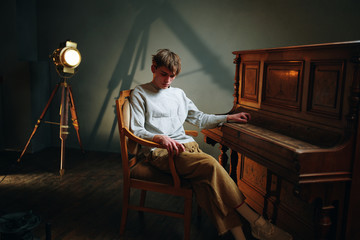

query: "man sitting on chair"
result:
(129, 49), (292, 240)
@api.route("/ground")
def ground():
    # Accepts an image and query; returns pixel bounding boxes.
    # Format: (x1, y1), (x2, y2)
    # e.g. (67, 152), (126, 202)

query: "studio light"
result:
(51, 41), (82, 75)
(18, 40), (84, 176)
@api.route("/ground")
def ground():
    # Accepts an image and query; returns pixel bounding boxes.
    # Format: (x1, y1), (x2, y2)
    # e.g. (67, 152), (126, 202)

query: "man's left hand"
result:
(227, 112), (251, 123)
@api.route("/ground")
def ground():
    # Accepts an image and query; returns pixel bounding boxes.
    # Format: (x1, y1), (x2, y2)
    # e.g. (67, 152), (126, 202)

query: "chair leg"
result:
(140, 189), (147, 207)
(138, 190), (147, 218)
(183, 195), (193, 240)
(197, 204), (202, 221)
(120, 187), (130, 235)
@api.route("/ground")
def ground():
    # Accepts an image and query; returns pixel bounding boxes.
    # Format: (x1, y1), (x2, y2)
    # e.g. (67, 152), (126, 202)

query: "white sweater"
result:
(130, 82), (227, 144)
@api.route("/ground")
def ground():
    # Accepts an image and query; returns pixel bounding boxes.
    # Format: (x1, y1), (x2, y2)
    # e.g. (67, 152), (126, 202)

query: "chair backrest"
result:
(121, 92), (139, 155)
(116, 90), (139, 176)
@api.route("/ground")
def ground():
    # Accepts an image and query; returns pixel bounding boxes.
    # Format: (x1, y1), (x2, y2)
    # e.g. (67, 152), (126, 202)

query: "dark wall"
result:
(1, 0), (360, 154)
(0, 0), (51, 153)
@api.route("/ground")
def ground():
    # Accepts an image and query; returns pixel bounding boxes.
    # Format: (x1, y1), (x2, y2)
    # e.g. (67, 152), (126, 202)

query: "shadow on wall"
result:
(88, 0), (234, 148)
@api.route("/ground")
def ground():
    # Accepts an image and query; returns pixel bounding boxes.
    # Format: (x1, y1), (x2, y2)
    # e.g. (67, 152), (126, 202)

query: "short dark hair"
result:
(152, 49), (181, 76)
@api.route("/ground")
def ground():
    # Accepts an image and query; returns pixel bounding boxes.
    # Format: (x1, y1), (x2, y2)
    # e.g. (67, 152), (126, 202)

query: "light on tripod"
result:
(51, 41), (81, 75)
(18, 40), (84, 176)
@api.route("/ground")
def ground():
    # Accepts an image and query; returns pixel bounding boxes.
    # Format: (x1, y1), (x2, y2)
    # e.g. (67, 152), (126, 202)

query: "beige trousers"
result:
(149, 141), (245, 235)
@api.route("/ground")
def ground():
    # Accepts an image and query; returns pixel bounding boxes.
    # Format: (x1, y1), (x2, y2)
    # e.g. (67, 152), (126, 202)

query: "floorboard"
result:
(0, 148), (253, 240)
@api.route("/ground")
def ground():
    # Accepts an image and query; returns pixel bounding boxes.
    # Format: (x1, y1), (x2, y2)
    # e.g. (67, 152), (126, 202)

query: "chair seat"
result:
(130, 160), (191, 187)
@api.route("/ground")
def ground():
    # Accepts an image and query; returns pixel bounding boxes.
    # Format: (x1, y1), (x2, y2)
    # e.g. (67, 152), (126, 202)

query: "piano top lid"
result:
(232, 40), (360, 55)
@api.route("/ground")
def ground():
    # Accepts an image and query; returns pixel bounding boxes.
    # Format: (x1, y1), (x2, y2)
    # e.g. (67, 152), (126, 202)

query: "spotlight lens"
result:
(64, 49), (81, 67)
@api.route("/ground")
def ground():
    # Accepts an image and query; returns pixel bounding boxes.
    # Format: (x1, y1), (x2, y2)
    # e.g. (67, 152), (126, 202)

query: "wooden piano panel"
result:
(241, 61), (260, 102)
(236, 154), (267, 217)
(262, 61), (303, 111)
(307, 60), (345, 119)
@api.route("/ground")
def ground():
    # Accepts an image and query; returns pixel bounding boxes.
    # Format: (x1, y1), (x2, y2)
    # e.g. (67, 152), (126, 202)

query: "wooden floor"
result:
(0, 148), (255, 240)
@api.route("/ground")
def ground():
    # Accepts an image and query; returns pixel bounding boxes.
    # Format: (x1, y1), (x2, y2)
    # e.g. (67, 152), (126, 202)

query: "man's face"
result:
(151, 65), (176, 89)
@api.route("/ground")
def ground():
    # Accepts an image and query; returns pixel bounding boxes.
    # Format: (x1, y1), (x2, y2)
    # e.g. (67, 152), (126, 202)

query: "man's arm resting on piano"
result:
(226, 112), (251, 123)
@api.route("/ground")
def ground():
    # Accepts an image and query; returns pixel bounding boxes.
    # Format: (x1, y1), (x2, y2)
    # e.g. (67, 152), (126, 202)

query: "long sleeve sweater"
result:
(129, 82), (227, 145)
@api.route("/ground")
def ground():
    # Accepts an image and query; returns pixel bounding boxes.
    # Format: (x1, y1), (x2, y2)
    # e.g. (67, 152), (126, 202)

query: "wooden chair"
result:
(115, 89), (198, 240)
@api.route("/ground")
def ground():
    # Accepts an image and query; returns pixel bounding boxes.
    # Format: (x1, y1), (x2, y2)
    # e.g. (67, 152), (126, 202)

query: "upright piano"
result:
(202, 41), (360, 240)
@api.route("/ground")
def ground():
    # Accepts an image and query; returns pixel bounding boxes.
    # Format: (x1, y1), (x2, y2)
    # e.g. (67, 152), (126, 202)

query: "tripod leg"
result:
(17, 83), (60, 162)
(59, 84), (70, 176)
(68, 85), (84, 153)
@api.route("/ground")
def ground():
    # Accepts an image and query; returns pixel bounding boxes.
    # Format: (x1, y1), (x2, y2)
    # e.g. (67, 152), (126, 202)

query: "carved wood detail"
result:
(348, 56), (360, 128)
(233, 55), (241, 105)
(218, 144), (229, 168)
(229, 149), (239, 182)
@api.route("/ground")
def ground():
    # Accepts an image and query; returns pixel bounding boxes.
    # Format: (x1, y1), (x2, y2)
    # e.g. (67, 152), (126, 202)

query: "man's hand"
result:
(227, 112), (251, 123)
(152, 135), (185, 156)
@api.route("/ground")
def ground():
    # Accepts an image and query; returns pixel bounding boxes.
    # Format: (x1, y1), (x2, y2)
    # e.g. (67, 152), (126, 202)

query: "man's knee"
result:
(191, 155), (221, 176)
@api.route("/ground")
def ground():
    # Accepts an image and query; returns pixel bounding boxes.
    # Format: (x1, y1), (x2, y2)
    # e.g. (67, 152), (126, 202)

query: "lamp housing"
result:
(51, 41), (81, 75)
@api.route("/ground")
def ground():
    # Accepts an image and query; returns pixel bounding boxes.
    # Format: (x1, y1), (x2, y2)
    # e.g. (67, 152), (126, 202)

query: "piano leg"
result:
(203, 137), (239, 183)
(218, 145), (241, 184)
(203, 136), (229, 169)
(218, 144), (229, 168)
(230, 150), (239, 183)
(316, 203), (336, 240)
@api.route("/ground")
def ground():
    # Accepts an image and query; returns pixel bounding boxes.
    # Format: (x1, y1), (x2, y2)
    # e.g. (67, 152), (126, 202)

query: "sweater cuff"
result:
(217, 115), (228, 126)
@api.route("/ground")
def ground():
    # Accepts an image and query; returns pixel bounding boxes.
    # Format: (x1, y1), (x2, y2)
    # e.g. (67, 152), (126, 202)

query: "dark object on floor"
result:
(0, 210), (41, 240)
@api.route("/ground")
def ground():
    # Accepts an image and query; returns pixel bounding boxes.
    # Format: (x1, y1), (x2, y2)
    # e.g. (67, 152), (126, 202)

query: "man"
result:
(130, 49), (292, 240)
